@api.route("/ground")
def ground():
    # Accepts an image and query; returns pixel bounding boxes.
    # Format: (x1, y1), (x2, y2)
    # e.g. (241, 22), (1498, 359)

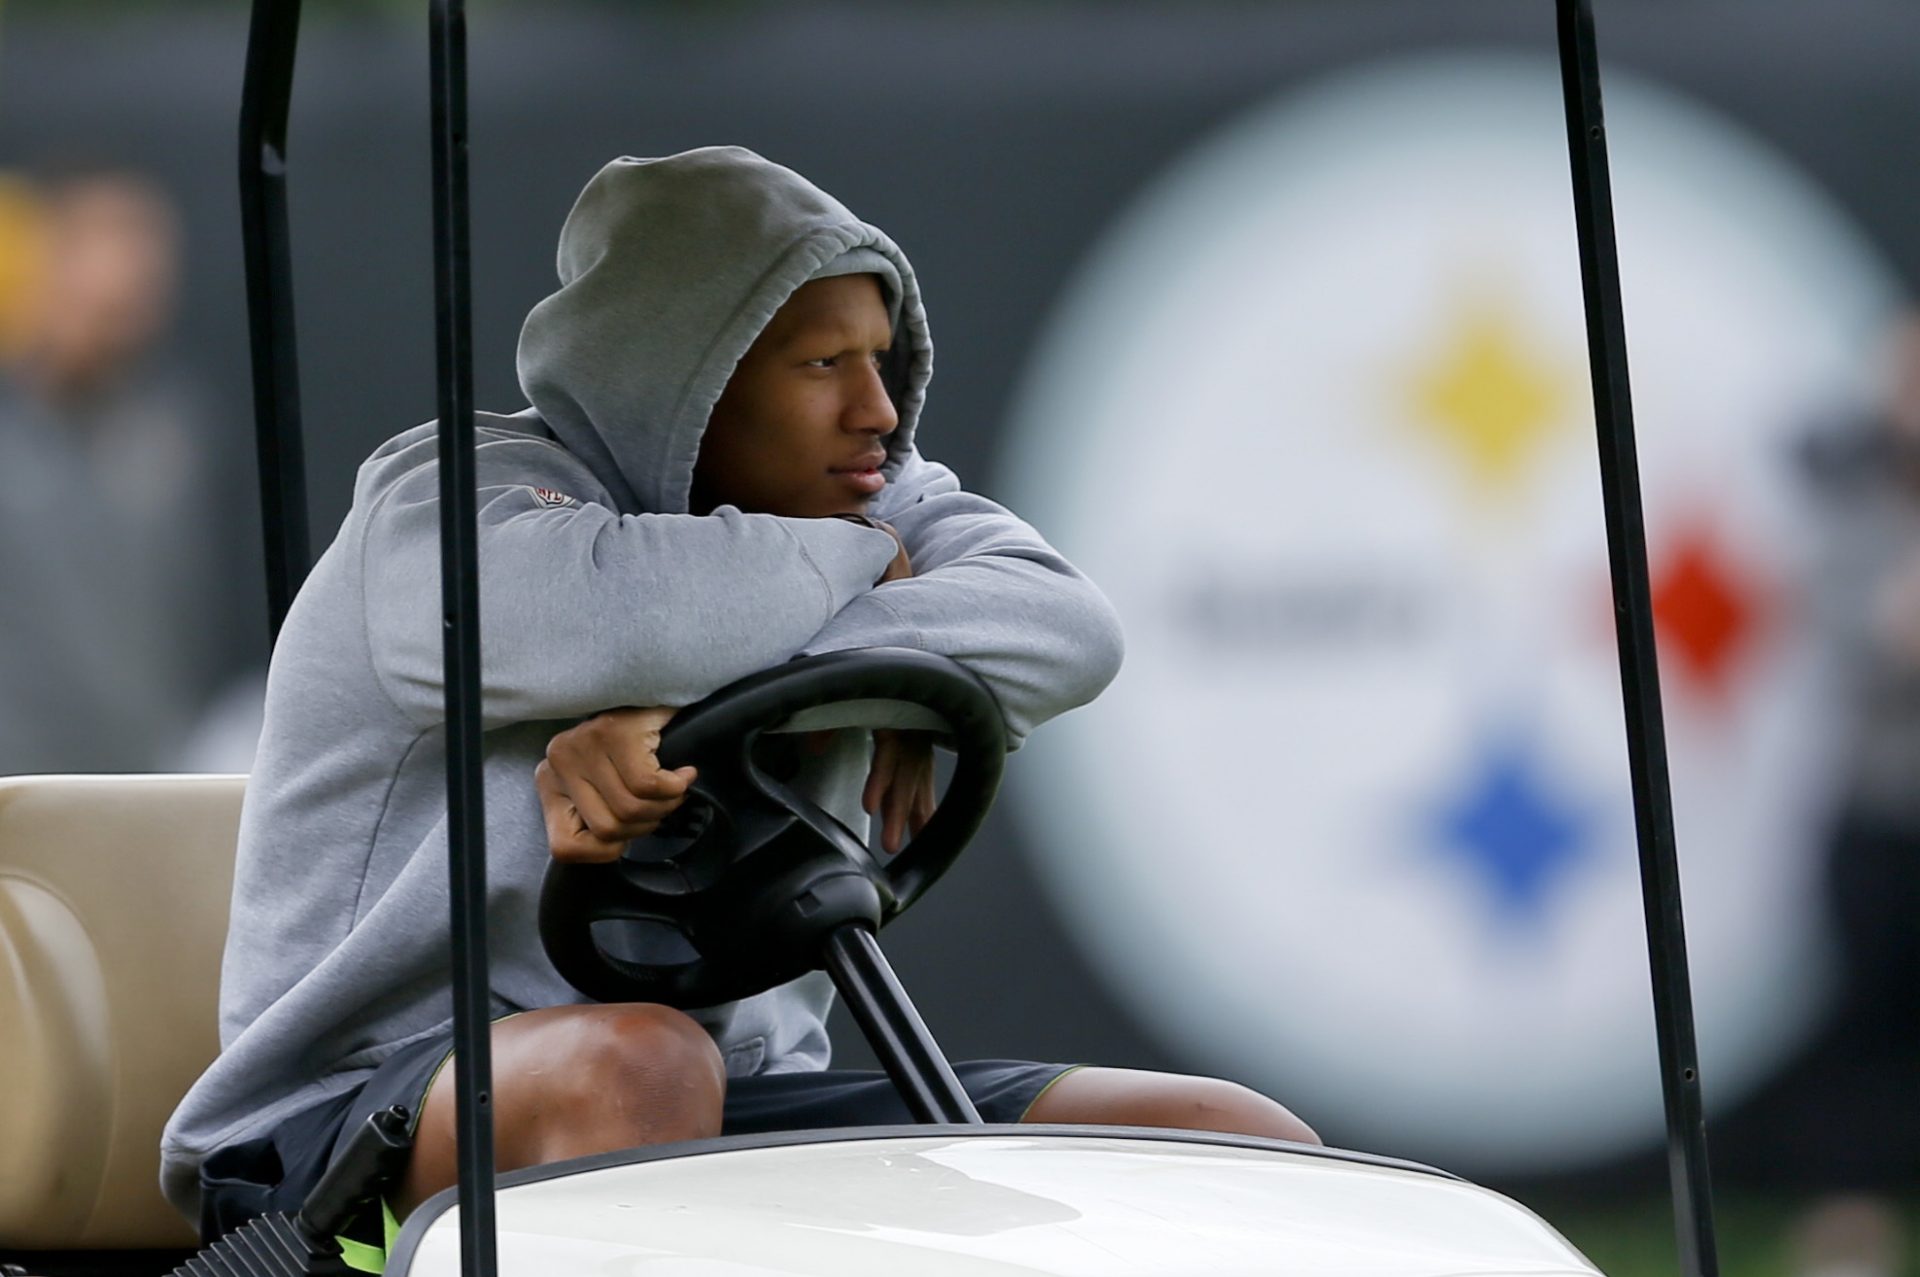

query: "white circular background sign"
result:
(1001, 53), (1903, 1172)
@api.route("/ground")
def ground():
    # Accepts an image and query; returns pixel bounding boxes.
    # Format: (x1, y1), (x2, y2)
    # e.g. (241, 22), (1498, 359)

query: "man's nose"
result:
(848, 361), (899, 434)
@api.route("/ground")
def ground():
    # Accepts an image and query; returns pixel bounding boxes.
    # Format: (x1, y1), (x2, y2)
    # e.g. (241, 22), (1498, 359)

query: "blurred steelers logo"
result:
(1000, 53), (1904, 1173)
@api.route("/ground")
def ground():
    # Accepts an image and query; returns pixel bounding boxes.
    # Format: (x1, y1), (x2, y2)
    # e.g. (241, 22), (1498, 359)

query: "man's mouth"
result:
(831, 455), (888, 496)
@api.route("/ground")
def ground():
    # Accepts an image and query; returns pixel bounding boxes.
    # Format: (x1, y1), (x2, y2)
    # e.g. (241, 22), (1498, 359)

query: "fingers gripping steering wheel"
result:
(539, 648), (1007, 1009)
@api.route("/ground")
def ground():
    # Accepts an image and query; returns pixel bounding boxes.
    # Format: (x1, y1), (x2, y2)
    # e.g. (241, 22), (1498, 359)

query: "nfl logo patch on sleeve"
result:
(529, 486), (579, 509)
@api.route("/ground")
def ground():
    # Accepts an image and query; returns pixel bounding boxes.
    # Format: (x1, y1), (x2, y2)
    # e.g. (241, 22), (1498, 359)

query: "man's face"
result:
(693, 273), (898, 518)
(36, 177), (178, 397)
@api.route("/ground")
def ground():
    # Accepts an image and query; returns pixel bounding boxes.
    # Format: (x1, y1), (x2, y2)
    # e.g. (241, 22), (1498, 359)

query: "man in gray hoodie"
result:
(163, 147), (1314, 1242)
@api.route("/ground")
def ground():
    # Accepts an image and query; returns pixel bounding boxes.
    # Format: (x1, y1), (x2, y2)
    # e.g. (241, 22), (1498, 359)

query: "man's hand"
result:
(875, 519), (912, 584)
(538, 706), (696, 863)
(865, 729), (937, 855)
(859, 524), (927, 851)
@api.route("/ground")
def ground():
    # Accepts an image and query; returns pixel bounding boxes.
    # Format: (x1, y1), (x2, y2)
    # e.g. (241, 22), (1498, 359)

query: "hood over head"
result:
(517, 147), (932, 514)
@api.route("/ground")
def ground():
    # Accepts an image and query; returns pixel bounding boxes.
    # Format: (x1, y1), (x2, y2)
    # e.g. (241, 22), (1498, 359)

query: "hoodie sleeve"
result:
(362, 465), (900, 728)
(797, 451), (1125, 750)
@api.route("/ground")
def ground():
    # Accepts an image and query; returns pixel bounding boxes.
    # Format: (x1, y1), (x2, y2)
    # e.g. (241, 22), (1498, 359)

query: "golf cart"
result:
(0, 2), (1712, 1274)
(0, 658), (1606, 1275)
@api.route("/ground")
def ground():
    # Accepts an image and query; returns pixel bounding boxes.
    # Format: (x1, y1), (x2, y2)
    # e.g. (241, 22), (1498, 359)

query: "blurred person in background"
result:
(0, 169), (222, 774)
(1799, 314), (1920, 1121)
(1779, 313), (1920, 1277)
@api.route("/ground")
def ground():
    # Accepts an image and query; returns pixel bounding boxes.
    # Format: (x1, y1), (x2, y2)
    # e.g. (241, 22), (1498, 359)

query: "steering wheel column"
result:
(823, 924), (981, 1124)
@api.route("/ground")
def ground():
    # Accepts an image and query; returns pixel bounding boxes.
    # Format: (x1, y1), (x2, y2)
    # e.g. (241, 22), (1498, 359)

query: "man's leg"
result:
(395, 1003), (726, 1215)
(1020, 1067), (1320, 1146)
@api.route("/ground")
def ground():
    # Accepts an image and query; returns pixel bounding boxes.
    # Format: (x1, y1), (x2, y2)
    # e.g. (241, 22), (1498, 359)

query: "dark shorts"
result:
(198, 1030), (1076, 1243)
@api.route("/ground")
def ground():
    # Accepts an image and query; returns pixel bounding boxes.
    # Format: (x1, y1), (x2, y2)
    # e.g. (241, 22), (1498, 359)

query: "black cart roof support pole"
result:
(239, 0), (312, 644)
(429, 2), (498, 1275)
(1555, 4), (1720, 1275)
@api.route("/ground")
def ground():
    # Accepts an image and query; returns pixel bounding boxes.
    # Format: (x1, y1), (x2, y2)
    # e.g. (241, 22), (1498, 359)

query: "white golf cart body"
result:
(395, 1129), (1601, 1276)
(0, 772), (1601, 1275)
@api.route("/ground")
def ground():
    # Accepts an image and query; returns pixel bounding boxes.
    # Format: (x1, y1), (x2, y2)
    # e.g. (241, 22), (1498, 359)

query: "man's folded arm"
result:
(363, 478), (899, 727)
(797, 451), (1125, 749)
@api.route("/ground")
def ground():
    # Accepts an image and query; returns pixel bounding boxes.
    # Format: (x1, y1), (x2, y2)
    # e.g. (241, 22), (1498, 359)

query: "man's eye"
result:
(804, 356), (836, 369)
(870, 349), (890, 366)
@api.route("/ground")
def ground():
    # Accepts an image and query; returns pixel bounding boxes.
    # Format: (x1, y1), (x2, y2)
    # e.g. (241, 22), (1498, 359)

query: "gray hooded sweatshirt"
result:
(160, 147), (1123, 1217)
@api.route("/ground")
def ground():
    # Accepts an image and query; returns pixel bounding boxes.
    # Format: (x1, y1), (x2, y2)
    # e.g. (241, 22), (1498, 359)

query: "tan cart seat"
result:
(0, 773), (245, 1250)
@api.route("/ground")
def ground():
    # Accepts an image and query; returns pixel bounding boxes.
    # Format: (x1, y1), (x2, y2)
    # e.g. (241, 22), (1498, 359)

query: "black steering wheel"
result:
(539, 648), (1006, 1008)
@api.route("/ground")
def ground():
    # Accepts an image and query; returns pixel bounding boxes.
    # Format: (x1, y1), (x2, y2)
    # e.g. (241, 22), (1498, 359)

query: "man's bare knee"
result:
(399, 1003), (726, 1215)
(1022, 1067), (1321, 1146)
(525, 1004), (726, 1161)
